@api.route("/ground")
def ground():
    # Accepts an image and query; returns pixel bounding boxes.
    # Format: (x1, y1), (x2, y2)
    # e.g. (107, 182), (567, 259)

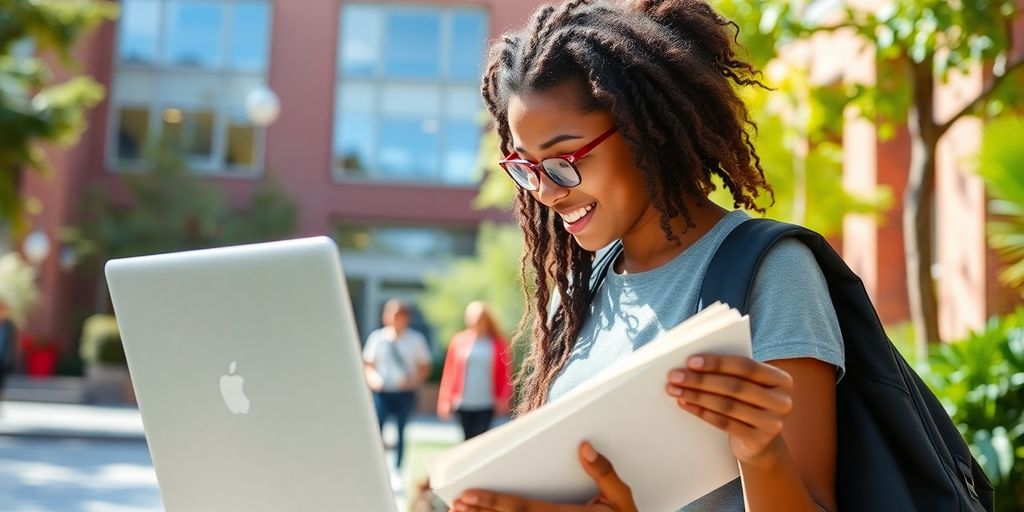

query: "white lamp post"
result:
(23, 230), (51, 266)
(246, 86), (281, 127)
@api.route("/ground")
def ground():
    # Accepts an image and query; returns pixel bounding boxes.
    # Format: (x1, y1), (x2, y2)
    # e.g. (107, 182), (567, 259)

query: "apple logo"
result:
(219, 361), (250, 415)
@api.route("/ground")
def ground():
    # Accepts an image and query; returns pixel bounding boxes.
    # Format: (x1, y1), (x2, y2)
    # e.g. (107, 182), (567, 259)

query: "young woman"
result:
(452, 0), (844, 511)
(437, 301), (513, 440)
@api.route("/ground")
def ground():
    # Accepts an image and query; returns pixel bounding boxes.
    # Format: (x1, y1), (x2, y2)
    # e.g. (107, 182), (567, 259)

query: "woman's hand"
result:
(666, 354), (795, 467)
(452, 442), (637, 512)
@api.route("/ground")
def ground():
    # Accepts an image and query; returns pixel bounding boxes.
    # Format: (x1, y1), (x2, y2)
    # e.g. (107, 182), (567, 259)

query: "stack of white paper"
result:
(428, 303), (753, 510)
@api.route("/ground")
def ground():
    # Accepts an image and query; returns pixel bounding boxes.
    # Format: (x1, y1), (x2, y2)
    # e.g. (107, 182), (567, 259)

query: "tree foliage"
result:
(59, 145), (298, 313)
(920, 308), (1024, 510)
(716, 0), (1023, 356)
(978, 114), (1024, 296)
(0, 0), (117, 232)
(419, 222), (530, 349)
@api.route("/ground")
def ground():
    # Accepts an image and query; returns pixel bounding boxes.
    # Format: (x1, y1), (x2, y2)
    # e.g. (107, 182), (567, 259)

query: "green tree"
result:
(977, 114), (1024, 297)
(716, 0), (1024, 357)
(708, 68), (890, 236)
(0, 0), (117, 232)
(419, 222), (530, 349)
(59, 144), (298, 312)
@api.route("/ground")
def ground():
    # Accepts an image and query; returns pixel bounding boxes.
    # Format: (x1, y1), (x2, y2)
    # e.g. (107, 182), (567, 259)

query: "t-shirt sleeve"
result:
(747, 238), (846, 381)
(362, 331), (379, 364)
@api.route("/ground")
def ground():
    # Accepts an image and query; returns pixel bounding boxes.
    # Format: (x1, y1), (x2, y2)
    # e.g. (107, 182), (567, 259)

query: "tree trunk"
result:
(905, 60), (942, 360)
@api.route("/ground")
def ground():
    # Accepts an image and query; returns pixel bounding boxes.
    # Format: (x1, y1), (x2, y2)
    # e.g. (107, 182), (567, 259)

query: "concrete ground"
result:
(0, 400), (465, 512)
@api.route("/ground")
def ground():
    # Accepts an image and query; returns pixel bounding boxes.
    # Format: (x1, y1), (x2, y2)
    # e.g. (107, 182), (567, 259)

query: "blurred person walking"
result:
(0, 299), (15, 404)
(362, 298), (431, 486)
(437, 301), (512, 440)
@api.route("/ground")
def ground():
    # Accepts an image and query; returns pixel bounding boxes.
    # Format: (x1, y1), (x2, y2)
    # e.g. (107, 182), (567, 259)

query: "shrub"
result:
(79, 314), (125, 366)
(918, 308), (1024, 511)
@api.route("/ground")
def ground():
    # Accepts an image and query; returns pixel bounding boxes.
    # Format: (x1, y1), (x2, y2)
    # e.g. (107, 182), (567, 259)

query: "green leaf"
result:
(978, 115), (1024, 295)
(0, 0), (118, 225)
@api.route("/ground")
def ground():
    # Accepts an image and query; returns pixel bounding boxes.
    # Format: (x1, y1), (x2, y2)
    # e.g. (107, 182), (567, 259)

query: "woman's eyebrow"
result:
(515, 133), (585, 154)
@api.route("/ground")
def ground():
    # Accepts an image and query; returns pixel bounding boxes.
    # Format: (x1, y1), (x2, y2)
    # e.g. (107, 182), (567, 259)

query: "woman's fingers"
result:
(453, 491), (553, 512)
(685, 354), (793, 390)
(664, 355), (798, 463)
(668, 386), (786, 434)
(677, 399), (761, 436)
(666, 370), (793, 415)
(451, 444), (636, 512)
(578, 442), (637, 512)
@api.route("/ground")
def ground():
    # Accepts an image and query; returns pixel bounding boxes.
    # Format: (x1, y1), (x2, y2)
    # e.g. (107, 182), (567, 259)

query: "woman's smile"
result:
(557, 202), (596, 233)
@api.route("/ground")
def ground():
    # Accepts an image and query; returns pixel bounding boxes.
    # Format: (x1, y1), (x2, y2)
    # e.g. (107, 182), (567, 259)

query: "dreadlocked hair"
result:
(481, 0), (774, 415)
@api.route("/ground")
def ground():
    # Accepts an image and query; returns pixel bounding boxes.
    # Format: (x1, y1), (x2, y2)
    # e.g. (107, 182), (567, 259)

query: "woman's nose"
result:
(532, 169), (569, 206)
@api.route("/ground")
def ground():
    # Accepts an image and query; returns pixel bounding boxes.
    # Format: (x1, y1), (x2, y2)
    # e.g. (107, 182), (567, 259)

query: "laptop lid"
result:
(105, 237), (395, 512)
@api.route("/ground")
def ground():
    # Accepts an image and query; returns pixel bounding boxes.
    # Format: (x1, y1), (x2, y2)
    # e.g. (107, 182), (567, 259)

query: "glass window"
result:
(335, 113), (376, 178)
(338, 225), (372, 251)
(381, 83), (441, 117)
(384, 11), (441, 79)
(116, 107), (150, 162)
(377, 227), (445, 257)
(339, 5), (381, 77)
(226, 111), (256, 168)
(449, 11), (486, 81)
(336, 225), (477, 258)
(379, 117), (439, 180)
(444, 86), (480, 120)
(119, 0), (161, 65)
(442, 119), (480, 184)
(162, 107), (215, 159)
(164, 1), (225, 68)
(111, 0), (270, 174)
(335, 5), (486, 184)
(228, 2), (270, 71)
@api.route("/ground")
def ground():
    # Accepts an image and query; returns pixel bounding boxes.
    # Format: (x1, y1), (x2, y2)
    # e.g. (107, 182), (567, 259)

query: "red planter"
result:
(20, 333), (59, 378)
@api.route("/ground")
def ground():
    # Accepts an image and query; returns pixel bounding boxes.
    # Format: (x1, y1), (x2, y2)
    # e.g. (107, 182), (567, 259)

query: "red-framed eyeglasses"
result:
(498, 126), (618, 191)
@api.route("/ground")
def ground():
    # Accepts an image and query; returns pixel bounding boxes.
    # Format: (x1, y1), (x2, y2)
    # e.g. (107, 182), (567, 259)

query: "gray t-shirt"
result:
(458, 338), (496, 410)
(547, 210), (845, 511)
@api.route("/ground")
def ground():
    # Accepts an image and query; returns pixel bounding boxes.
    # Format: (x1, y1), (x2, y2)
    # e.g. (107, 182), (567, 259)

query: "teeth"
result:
(561, 203), (594, 224)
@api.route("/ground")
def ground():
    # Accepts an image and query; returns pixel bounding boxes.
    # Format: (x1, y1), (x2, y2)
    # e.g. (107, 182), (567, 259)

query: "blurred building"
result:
(15, 0), (1024, 355)
(20, 0), (538, 350)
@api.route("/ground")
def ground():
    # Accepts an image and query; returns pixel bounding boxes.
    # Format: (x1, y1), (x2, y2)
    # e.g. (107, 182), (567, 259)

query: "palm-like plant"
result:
(978, 115), (1024, 296)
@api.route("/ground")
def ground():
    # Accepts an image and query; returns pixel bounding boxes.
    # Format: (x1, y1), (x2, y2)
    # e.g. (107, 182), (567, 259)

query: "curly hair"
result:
(481, 0), (774, 414)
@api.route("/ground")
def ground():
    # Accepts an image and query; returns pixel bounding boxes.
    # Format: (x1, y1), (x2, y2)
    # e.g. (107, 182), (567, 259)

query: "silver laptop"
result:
(105, 237), (396, 512)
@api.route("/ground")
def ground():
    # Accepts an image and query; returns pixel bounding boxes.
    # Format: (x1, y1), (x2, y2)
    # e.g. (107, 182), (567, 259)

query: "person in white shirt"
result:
(362, 299), (432, 473)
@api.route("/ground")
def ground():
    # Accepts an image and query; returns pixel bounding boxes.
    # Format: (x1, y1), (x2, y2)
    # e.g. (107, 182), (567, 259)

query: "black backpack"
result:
(588, 217), (994, 511)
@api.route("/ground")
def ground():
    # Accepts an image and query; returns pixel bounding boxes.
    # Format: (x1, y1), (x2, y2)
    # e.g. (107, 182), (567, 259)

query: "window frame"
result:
(106, 0), (272, 178)
(334, 222), (479, 259)
(332, 3), (488, 187)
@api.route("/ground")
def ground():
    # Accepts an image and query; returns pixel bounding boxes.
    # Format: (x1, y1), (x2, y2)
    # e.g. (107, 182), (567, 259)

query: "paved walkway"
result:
(0, 400), (464, 444)
(0, 400), (469, 511)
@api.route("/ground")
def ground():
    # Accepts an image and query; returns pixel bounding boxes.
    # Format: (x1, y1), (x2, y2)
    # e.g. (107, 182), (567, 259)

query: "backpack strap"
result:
(591, 218), (802, 308)
(697, 217), (809, 315)
(588, 240), (624, 298)
(545, 241), (622, 328)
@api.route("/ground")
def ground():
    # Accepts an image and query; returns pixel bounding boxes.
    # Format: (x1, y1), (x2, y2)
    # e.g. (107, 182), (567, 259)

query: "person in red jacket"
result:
(437, 301), (513, 440)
